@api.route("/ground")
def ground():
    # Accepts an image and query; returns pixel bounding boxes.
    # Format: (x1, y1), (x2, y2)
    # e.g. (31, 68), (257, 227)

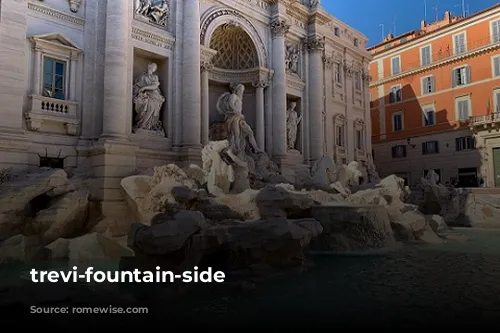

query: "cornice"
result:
(28, 0), (85, 26)
(369, 43), (500, 87)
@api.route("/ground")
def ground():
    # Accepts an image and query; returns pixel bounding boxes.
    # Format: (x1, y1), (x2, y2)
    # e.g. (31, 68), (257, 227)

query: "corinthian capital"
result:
(252, 79), (270, 88)
(305, 35), (325, 52)
(200, 60), (213, 72)
(270, 18), (290, 38)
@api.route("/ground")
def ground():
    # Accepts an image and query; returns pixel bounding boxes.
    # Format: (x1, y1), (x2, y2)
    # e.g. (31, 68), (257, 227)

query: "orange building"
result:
(368, 4), (500, 187)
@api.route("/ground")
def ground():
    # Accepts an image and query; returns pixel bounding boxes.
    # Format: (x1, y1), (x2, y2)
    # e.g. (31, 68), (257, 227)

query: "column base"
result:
(174, 145), (203, 168)
(274, 150), (309, 184)
(0, 126), (30, 172)
(89, 140), (139, 220)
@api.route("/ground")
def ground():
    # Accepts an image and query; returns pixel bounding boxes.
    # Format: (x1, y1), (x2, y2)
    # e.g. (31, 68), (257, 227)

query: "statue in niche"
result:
(132, 62), (165, 134)
(216, 84), (262, 157)
(286, 101), (302, 151)
(285, 44), (300, 74)
(134, 0), (169, 26)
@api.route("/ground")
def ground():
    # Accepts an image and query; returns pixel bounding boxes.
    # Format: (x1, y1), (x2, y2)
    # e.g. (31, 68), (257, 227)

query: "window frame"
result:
(42, 56), (67, 100)
(452, 64), (470, 87)
(490, 18), (500, 43)
(492, 55), (500, 78)
(455, 94), (472, 121)
(421, 74), (435, 95)
(420, 44), (432, 66)
(392, 110), (404, 132)
(390, 55), (401, 75)
(421, 103), (436, 127)
(452, 31), (467, 55)
(389, 84), (402, 103)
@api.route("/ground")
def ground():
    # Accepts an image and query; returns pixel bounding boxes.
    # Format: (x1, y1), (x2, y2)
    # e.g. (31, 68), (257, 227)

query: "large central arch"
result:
(200, 7), (269, 69)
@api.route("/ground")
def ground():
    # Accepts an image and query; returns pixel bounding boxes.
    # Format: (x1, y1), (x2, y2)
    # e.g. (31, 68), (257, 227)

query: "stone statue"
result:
(286, 101), (302, 150)
(135, 0), (169, 26)
(216, 84), (262, 157)
(366, 154), (380, 183)
(132, 62), (165, 134)
(285, 44), (300, 74)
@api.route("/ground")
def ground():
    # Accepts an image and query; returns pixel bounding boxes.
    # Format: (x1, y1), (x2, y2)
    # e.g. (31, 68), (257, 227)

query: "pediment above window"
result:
(29, 33), (82, 54)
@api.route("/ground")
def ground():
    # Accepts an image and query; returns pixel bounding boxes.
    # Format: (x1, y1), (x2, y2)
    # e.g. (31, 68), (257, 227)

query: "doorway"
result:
(493, 148), (500, 187)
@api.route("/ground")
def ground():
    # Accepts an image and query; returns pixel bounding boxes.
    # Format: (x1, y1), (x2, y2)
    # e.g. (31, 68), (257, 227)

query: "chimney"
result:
(444, 11), (451, 22)
(421, 20), (427, 29)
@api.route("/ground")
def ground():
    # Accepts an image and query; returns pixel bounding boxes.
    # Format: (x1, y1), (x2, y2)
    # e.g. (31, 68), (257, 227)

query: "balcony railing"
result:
(25, 94), (79, 135)
(372, 34), (500, 83)
(469, 112), (500, 129)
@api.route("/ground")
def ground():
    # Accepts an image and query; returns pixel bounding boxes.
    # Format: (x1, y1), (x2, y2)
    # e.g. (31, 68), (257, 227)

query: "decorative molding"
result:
(287, 75), (306, 91)
(208, 66), (273, 85)
(131, 27), (175, 50)
(370, 42), (500, 87)
(305, 35), (325, 52)
(200, 7), (269, 68)
(28, 1), (85, 26)
(323, 53), (335, 68)
(270, 18), (291, 38)
(68, 0), (83, 13)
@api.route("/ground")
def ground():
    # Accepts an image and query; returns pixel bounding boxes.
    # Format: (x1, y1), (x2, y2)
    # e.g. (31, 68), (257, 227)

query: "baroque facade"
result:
(0, 0), (371, 216)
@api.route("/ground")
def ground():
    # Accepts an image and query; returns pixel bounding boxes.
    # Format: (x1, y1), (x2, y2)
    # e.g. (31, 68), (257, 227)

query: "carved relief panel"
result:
(285, 43), (301, 77)
(134, 0), (170, 28)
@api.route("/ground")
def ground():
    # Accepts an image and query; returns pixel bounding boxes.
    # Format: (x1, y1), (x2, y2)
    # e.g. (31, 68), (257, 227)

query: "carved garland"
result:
(200, 8), (269, 68)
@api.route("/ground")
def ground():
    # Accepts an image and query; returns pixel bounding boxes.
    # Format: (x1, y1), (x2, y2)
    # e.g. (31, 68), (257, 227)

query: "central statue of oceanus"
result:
(216, 84), (262, 157)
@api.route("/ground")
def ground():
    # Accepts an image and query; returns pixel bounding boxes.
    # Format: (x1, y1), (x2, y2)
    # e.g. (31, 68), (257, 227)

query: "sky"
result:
(323, 0), (499, 47)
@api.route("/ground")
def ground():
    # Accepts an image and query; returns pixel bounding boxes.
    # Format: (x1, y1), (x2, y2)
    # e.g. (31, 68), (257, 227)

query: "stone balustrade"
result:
(469, 112), (500, 131)
(25, 94), (79, 135)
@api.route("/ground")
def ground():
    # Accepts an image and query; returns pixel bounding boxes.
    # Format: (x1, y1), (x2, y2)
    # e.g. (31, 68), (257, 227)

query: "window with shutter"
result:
(456, 97), (470, 121)
(421, 46), (431, 66)
(494, 56), (500, 77)
(495, 91), (500, 113)
(454, 33), (466, 54)
(492, 20), (500, 43)
(422, 76), (435, 94)
(423, 108), (435, 126)
(391, 57), (400, 75)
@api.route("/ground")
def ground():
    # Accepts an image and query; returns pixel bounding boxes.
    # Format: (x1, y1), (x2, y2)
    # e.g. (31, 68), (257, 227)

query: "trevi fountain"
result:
(1, 0), (500, 329)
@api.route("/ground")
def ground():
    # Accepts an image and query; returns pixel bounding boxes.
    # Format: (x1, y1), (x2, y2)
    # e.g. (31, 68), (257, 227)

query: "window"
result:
(421, 45), (431, 66)
(391, 145), (406, 158)
(385, 44), (392, 49)
(334, 63), (342, 83)
(392, 112), (403, 131)
(400, 37), (407, 43)
(493, 55), (500, 77)
(452, 66), (470, 87)
(421, 75), (435, 95)
(455, 136), (475, 151)
(42, 57), (66, 100)
(455, 95), (471, 121)
(389, 85), (402, 103)
(422, 141), (439, 155)
(453, 32), (466, 55)
(355, 129), (363, 149)
(334, 27), (340, 36)
(391, 56), (400, 75)
(354, 72), (361, 90)
(353, 38), (359, 47)
(336, 124), (345, 146)
(492, 19), (500, 43)
(495, 89), (500, 114)
(422, 106), (436, 126)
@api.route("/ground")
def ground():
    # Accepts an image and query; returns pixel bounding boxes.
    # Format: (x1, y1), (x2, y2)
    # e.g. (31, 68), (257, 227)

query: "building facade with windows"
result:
(368, 4), (500, 187)
(0, 0), (372, 218)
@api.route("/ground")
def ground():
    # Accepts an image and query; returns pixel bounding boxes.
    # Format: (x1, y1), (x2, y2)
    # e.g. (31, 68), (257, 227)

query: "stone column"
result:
(101, 0), (130, 138)
(181, 0), (201, 147)
(306, 35), (325, 161)
(200, 61), (212, 145)
(253, 79), (268, 149)
(363, 71), (372, 155)
(32, 47), (42, 95)
(270, 18), (290, 157)
(69, 55), (77, 100)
